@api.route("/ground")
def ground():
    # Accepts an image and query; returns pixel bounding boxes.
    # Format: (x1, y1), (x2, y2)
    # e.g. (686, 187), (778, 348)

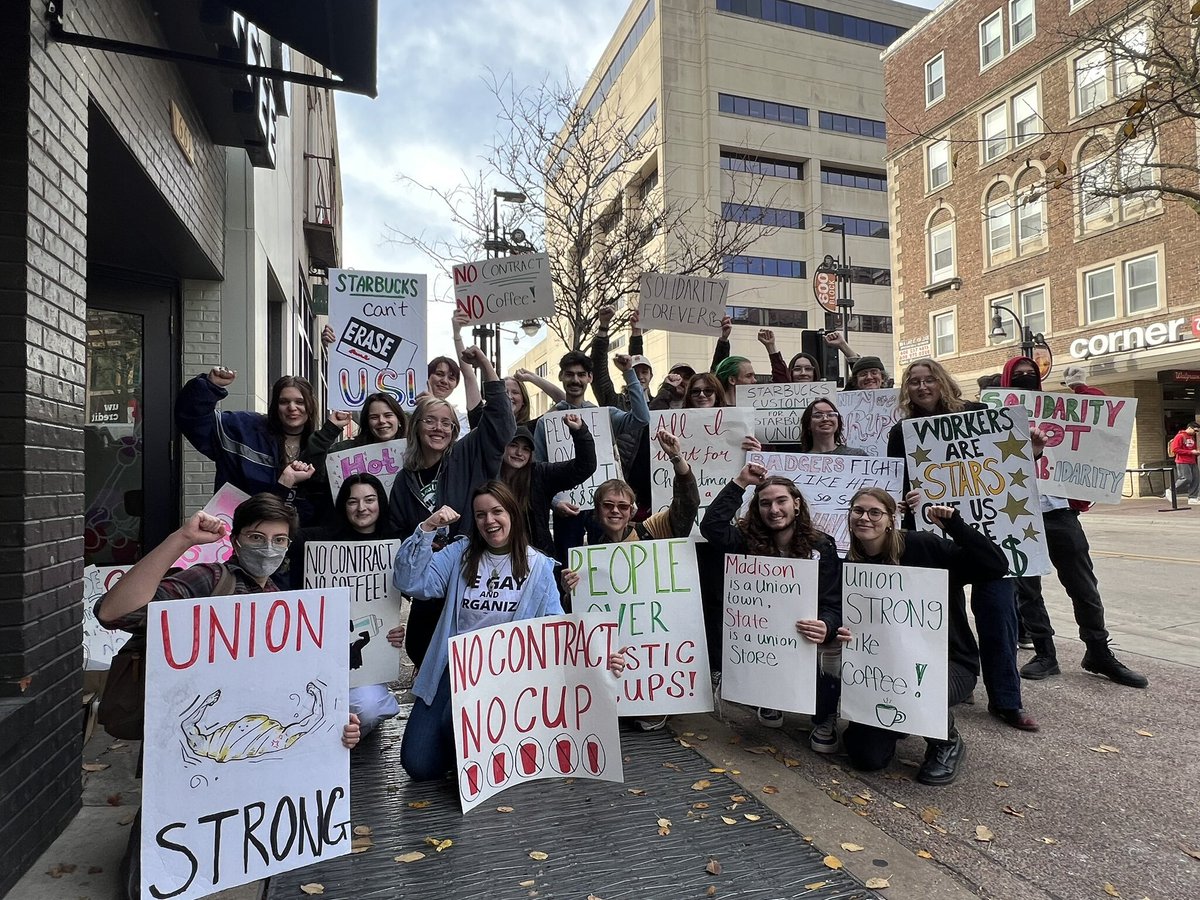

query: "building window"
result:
(1125, 254), (1159, 313)
(721, 202), (804, 228)
(637, 169), (659, 200)
(1017, 189), (1045, 249)
(721, 151), (804, 180)
(1009, 0), (1034, 47)
(727, 305), (809, 328)
(715, 0), (905, 48)
(722, 255), (807, 277)
(989, 296), (1017, 342)
(581, 1), (655, 123)
(988, 286), (1046, 344)
(1012, 84), (1039, 146)
(927, 139), (950, 190)
(536, 363), (548, 378)
(987, 196), (1013, 263)
(928, 222), (955, 282)
(719, 92), (809, 126)
(982, 104), (1008, 162)
(1116, 24), (1149, 95)
(822, 214), (889, 238)
(1083, 252), (1161, 323)
(820, 165), (886, 191)
(818, 111), (886, 140)
(1085, 266), (1117, 321)
(980, 10), (1003, 69)
(933, 310), (956, 356)
(925, 53), (945, 106)
(1118, 138), (1156, 211)
(1074, 49), (1109, 115)
(824, 312), (895, 333)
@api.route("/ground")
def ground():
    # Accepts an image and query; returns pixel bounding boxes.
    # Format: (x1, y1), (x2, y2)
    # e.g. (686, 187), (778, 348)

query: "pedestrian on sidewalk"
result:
(998, 357), (1149, 688)
(1167, 422), (1200, 504)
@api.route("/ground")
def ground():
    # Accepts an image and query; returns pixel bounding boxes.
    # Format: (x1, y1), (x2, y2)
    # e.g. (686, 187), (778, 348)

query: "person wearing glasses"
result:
(838, 487), (1009, 785)
(885, 358), (1037, 734)
(679, 373), (729, 408)
(389, 345), (516, 668)
(799, 398), (868, 456)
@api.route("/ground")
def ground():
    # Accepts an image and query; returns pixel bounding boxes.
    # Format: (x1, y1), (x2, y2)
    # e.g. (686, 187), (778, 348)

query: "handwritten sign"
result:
(142, 588), (351, 900)
(736, 381), (836, 443)
(570, 539), (713, 717)
(651, 407), (754, 538)
(82, 565), (131, 669)
(980, 389), (1137, 504)
(324, 439), (407, 501)
(835, 389), (902, 456)
(902, 408), (1051, 577)
(721, 554), (818, 713)
(747, 452), (905, 553)
(452, 253), (554, 326)
(328, 268), (426, 411)
(841, 563), (949, 740)
(304, 541), (403, 688)
(449, 613), (622, 813)
(172, 483), (249, 570)
(638, 273), (729, 337)
(542, 409), (621, 509)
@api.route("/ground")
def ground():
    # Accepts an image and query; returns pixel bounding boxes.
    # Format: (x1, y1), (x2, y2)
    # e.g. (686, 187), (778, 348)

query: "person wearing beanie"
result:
(999, 356), (1149, 689)
(714, 354), (756, 403)
(1060, 364), (1104, 396)
(848, 355), (888, 391)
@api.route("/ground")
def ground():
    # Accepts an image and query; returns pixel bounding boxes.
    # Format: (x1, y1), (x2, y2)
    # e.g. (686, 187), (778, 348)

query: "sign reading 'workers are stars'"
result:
(901, 406), (1052, 577)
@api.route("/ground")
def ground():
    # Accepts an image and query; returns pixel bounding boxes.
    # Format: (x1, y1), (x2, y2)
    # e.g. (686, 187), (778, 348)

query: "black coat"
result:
(521, 424), (597, 561)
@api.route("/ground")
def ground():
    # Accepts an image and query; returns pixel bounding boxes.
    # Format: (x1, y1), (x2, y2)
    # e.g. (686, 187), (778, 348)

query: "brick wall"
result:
(181, 279), (222, 516)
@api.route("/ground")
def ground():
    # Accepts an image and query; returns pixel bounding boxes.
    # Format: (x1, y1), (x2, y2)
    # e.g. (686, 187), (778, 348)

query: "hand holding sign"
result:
(422, 506), (460, 532)
(342, 714), (361, 750)
(795, 619), (829, 644)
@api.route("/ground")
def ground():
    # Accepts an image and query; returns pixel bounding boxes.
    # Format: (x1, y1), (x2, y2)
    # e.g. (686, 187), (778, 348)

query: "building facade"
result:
(884, 0), (1200, 492)
(515, 0), (925, 399)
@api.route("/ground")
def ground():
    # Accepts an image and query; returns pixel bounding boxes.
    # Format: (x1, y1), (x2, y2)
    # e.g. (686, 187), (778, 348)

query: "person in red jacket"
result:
(1060, 364), (1105, 396)
(1000, 357), (1148, 688)
(1168, 422), (1200, 504)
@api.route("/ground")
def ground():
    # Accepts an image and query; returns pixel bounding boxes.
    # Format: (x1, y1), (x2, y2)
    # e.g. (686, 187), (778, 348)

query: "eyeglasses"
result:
(239, 532), (292, 549)
(689, 388), (716, 397)
(849, 506), (887, 522)
(810, 412), (839, 421)
(599, 501), (634, 514)
(793, 365), (815, 372)
(419, 416), (455, 431)
(906, 377), (938, 388)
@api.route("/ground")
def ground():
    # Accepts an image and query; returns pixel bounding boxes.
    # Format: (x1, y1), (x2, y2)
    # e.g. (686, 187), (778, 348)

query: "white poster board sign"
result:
(638, 273), (729, 337)
(840, 563), (949, 740)
(980, 389), (1137, 504)
(569, 539), (713, 717)
(747, 451), (905, 553)
(542, 408), (621, 509)
(651, 407), (754, 538)
(172, 483), (250, 570)
(328, 268), (426, 411)
(304, 541), (403, 688)
(324, 439), (407, 501)
(721, 554), (818, 713)
(835, 389), (902, 457)
(452, 253), (555, 326)
(82, 565), (131, 670)
(449, 613), (622, 813)
(736, 381), (837, 443)
(902, 408), (1051, 577)
(142, 588), (351, 900)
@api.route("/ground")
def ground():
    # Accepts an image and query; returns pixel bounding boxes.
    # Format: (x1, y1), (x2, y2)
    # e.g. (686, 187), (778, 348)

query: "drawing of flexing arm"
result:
(181, 681), (325, 763)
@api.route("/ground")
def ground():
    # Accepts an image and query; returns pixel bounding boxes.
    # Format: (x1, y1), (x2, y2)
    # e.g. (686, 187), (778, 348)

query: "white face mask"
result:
(236, 543), (288, 578)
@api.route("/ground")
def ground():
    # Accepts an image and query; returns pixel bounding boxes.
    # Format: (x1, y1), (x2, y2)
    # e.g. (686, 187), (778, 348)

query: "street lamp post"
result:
(477, 188), (530, 371)
(819, 220), (854, 382)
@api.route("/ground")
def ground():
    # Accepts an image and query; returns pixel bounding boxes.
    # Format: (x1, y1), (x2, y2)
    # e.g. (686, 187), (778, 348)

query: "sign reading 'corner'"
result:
(1069, 316), (1199, 359)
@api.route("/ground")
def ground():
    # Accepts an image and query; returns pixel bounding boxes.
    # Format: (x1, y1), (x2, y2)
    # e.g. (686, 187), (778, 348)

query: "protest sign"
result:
(980, 389), (1137, 504)
(570, 539), (713, 717)
(747, 451), (905, 553)
(651, 407), (754, 537)
(82, 565), (131, 670)
(736, 381), (836, 443)
(542, 408), (622, 509)
(327, 268), (426, 411)
(721, 554), (818, 713)
(835, 389), (901, 456)
(452, 253), (555, 326)
(902, 407), (1051, 576)
(304, 541), (403, 688)
(172, 483), (249, 570)
(638, 273), (729, 337)
(324, 439), (407, 502)
(840, 563), (949, 740)
(449, 613), (622, 813)
(142, 588), (351, 900)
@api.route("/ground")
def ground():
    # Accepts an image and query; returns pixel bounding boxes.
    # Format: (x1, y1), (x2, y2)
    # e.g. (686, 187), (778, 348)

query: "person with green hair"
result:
(714, 354), (757, 403)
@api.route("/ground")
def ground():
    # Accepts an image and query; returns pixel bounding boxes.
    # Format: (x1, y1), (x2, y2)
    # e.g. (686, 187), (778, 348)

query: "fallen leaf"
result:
(783, 757), (801, 767)
(744, 813), (761, 822)
(916, 849), (934, 859)
(117, 810), (137, 826)
(823, 855), (843, 870)
(692, 779), (712, 791)
(108, 741), (128, 750)
(706, 888), (717, 898)
(697, 734), (709, 740)
(354, 825), (373, 836)
(994, 780), (1010, 788)
(1181, 843), (1200, 860)
(496, 806), (514, 813)
(587, 895), (605, 900)
(679, 740), (693, 748)
(300, 885), (325, 895)
(706, 858), (722, 875)
(857, 790), (873, 801)
(1104, 884), (1121, 898)
(351, 837), (373, 853)
(892, 802), (907, 809)
(804, 882), (829, 890)
(408, 800), (431, 809)
(975, 825), (994, 842)
(865, 878), (891, 889)
(82, 762), (110, 772)
(394, 852), (425, 863)
(434, 840), (452, 853)
(762, 785), (779, 795)
(721, 816), (737, 825)
(529, 850), (549, 861)
(628, 789), (646, 796)
(519, 880), (535, 888)
(840, 842), (865, 852)
(1003, 805), (1026, 818)
(693, 802), (710, 809)
(663, 762), (680, 771)
(1136, 729), (1154, 737)
(730, 769), (741, 775)
(1098, 744), (1120, 753)
(709, 767), (727, 773)
(46, 864), (77, 878)
(730, 794), (749, 803)
(106, 794), (123, 807)
(803, 835), (814, 842)
(851, 796), (869, 806)
(922, 806), (942, 824)
(1040, 837), (1059, 844)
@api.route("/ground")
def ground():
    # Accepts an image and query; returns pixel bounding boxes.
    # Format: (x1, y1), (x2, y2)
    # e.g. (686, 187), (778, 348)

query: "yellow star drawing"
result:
(910, 446), (932, 465)
(1009, 469), (1029, 488)
(995, 432), (1029, 461)
(1022, 524), (1040, 541)
(1000, 492), (1031, 523)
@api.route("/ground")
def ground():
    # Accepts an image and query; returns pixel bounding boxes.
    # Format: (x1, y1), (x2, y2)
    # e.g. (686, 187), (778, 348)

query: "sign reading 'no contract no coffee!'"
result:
(453, 254), (555, 325)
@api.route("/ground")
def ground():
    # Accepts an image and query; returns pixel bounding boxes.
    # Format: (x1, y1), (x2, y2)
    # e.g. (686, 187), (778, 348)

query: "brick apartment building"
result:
(883, 0), (1200, 487)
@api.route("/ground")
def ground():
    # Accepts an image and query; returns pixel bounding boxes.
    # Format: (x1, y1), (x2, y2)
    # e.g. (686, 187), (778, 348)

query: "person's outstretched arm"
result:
(514, 368), (567, 404)
(590, 305), (623, 408)
(710, 316), (732, 372)
(453, 311), (483, 413)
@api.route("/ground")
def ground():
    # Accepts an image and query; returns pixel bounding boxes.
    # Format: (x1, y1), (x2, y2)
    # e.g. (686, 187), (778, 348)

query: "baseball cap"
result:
(669, 363), (696, 380)
(629, 355), (653, 372)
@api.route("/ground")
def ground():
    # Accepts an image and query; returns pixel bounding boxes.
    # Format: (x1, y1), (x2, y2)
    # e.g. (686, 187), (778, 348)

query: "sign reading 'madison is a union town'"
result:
(1069, 316), (1199, 359)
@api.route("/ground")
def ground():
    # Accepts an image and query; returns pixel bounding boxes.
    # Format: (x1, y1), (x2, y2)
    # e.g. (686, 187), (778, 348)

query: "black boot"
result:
(917, 728), (965, 786)
(1020, 655), (1060, 680)
(1082, 641), (1149, 688)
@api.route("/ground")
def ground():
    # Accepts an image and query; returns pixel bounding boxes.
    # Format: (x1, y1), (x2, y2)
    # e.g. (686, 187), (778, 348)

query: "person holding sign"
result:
(681, 373), (729, 409)
(304, 392), (409, 492)
(799, 398), (868, 456)
(700, 462), (843, 732)
(840, 487), (1009, 784)
(392, 482), (626, 780)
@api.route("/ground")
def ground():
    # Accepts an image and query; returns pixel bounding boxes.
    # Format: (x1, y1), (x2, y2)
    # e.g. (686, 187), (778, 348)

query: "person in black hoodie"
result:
(840, 486), (1010, 784)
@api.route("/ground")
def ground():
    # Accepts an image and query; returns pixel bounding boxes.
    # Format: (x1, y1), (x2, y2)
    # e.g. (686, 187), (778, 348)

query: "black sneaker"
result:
(1020, 655), (1061, 680)
(1017, 630), (1034, 650)
(917, 731), (966, 786)
(1082, 643), (1149, 688)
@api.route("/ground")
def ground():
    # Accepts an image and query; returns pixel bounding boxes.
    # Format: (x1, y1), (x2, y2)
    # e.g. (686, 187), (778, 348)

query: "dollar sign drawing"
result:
(1001, 536), (1028, 575)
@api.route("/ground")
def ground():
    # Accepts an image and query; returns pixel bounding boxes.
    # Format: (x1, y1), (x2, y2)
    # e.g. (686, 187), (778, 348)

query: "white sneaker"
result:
(634, 716), (668, 732)
(1189, 498), (1200, 505)
(810, 717), (840, 754)
(757, 707), (784, 728)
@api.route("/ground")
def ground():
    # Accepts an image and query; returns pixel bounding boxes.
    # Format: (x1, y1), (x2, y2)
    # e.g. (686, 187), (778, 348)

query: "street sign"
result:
(813, 267), (838, 313)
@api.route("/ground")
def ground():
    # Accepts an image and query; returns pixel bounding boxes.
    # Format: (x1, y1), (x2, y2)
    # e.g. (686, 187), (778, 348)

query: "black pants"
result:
(1014, 508), (1108, 654)
(843, 663), (977, 771)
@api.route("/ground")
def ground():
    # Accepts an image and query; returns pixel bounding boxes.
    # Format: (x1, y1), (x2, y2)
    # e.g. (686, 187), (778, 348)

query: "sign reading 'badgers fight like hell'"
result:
(327, 268), (426, 411)
(569, 539), (713, 717)
(452, 253), (555, 326)
(736, 381), (837, 443)
(449, 614), (623, 813)
(979, 389), (1137, 504)
(840, 563), (950, 740)
(542, 409), (622, 509)
(141, 589), (351, 900)
(721, 554), (819, 713)
(901, 408), (1051, 577)
(638, 273), (729, 337)
(324, 439), (407, 502)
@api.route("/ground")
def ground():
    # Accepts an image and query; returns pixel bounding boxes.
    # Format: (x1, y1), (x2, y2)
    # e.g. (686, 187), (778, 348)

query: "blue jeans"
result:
(970, 578), (1023, 710)
(400, 669), (455, 781)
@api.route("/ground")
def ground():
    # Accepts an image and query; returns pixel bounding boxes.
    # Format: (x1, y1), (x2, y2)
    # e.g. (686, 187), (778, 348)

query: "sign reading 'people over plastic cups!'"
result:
(452, 253), (555, 326)
(638, 273), (729, 337)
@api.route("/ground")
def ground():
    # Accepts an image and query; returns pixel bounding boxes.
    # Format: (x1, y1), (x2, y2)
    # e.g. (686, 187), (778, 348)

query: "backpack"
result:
(98, 566), (237, 740)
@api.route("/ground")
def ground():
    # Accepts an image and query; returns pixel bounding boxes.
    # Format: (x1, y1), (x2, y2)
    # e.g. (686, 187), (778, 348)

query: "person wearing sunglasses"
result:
(680, 373), (729, 409)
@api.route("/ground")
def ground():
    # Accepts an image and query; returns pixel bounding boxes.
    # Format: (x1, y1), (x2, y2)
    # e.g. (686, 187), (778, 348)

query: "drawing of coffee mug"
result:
(875, 703), (907, 728)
